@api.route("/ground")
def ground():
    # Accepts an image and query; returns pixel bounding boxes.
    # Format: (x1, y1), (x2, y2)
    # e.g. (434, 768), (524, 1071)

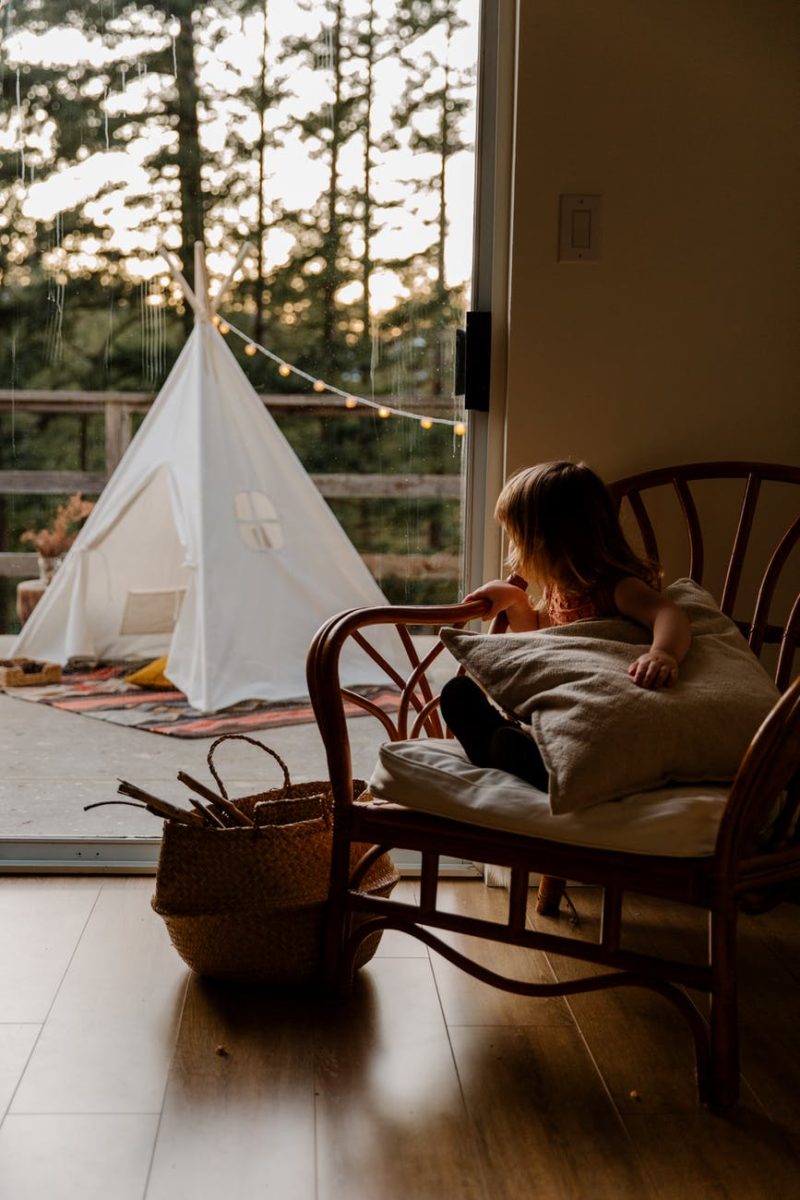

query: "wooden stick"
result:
(185, 795), (226, 828)
(175, 780), (239, 827)
(84, 799), (199, 826)
(176, 771), (254, 827)
(116, 780), (206, 827)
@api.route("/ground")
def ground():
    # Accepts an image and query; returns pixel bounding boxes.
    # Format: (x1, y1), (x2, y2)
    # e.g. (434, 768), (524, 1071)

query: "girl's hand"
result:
(463, 581), (539, 631)
(628, 649), (678, 689)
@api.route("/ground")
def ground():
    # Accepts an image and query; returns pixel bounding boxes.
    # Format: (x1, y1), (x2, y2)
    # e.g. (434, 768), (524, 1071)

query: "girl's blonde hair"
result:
(494, 461), (660, 592)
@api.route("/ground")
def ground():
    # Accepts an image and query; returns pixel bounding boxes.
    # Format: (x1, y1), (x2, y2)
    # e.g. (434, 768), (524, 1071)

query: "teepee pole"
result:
(194, 242), (211, 319)
(160, 246), (201, 317)
(210, 242), (254, 316)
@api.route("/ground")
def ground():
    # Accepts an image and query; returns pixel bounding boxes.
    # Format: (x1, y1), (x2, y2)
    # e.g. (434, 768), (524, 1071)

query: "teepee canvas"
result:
(12, 244), (394, 711)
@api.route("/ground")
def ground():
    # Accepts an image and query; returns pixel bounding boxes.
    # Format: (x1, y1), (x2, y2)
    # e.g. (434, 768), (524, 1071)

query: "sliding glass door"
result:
(0, 0), (499, 866)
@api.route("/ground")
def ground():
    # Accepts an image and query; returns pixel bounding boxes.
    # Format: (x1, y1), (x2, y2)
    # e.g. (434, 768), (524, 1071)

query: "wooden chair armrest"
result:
(715, 675), (800, 872)
(307, 597), (492, 809)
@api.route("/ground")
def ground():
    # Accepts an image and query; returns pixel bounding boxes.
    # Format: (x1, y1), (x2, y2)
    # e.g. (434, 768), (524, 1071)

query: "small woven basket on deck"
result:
(152, 734), (398, 984)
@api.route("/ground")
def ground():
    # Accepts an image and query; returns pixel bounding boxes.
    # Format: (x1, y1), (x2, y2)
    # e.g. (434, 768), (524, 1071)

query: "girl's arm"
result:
(614, 577), (691, 689)
(463, 580), (542, 632)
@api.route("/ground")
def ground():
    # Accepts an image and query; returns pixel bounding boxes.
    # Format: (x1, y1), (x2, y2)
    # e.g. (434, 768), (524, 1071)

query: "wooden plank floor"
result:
(1, 877), (799, 1200)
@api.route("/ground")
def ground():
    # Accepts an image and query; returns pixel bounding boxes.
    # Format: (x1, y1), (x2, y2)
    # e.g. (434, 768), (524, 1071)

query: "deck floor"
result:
(0, 687), (387, 839)
(0, 633), (449, 841)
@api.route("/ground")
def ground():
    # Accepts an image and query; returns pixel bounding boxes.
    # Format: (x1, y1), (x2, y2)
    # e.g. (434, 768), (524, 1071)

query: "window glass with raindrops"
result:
(0, 0), (478, 631)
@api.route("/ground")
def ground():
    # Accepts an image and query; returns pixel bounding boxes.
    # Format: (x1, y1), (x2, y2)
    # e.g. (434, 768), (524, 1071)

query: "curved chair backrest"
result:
(308, 462), (800, 1115)
(609, 462), (800, 690)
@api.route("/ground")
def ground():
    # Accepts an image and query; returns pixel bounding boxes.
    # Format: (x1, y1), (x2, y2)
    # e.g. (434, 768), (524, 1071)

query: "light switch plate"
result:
(558, 194), (602, 261)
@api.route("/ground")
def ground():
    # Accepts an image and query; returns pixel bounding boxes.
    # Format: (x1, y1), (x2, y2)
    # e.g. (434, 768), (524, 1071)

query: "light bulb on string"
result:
(203, 313), (467, 434)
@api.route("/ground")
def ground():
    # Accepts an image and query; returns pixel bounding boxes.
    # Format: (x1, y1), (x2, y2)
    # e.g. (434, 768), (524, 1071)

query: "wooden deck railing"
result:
(0, 389), (462, 583)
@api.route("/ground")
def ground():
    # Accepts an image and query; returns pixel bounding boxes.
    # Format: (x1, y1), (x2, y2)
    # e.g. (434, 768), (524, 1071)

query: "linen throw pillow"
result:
(439, 579), (780, 815)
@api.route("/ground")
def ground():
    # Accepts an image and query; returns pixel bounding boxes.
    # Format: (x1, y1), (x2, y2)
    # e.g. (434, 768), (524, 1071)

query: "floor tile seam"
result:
(536, 918), (779, 1125)
(426, 952), (494, 1200)
(140, 969), (192, 1200)
(0, 1025), (42, 1130)
(4, 884), (103, 1119)
(4, 1109), (164, 1118)
(440, 1021), (582, 1030)
(539, 946), (679, 1200)
(312, 1038), (320, 1200)
(747, 920), (800, 988)
(731, 1070), (789, 1125)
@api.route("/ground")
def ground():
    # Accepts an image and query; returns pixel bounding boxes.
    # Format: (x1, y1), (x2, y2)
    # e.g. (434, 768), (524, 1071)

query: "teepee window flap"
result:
(234, 491), (285, 552)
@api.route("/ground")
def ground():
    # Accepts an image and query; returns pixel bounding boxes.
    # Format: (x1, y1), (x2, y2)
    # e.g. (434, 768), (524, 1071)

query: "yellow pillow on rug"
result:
(124, 656), (175, 690)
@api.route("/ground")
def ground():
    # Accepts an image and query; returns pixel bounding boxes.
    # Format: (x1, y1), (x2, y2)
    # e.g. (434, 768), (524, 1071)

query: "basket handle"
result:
(206, 734), (292, 802)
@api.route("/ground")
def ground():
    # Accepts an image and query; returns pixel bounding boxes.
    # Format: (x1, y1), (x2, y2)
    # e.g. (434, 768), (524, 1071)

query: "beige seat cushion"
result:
(368, 738), (729, 857)
(440, 579), (778, 815)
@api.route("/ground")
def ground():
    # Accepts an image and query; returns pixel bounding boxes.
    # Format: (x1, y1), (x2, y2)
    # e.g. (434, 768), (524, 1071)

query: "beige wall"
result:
(499, 0), (799, 489)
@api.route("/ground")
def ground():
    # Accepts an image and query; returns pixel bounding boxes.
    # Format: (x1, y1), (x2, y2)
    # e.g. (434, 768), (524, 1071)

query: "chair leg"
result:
(707, 902), (740, 1112)
(324, 833), (356, 1000)
(536, 875), (566, 915)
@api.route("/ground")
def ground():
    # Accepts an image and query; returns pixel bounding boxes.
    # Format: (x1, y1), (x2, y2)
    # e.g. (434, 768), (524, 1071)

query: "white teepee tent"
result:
(12, 243), (395, 711)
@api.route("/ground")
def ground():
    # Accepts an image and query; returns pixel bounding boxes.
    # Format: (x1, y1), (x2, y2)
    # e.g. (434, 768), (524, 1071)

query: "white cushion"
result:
(440, 579), (778, 815)
(368, 738), (729, 857)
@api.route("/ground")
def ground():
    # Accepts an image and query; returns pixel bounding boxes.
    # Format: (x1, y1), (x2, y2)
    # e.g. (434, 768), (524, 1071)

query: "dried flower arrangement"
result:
(20, 492), (94, 558)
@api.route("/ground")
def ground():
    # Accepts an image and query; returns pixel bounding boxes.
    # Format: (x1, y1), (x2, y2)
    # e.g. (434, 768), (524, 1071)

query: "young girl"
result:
(440, 460), (692, 790)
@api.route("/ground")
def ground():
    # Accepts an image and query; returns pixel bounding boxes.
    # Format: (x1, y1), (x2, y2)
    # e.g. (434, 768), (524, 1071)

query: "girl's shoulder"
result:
(612, 572), (663, 602)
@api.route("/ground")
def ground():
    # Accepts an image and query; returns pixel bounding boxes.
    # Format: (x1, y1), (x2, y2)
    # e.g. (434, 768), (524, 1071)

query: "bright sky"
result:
(6, 0), (478, 314)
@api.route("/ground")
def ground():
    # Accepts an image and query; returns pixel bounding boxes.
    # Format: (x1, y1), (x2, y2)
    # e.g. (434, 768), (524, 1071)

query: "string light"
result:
(211, 314), (221, 327)
(217, 314), (467, 432)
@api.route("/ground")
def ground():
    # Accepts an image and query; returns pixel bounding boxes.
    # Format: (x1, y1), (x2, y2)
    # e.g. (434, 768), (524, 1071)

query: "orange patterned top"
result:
(545, 580), (620, 626)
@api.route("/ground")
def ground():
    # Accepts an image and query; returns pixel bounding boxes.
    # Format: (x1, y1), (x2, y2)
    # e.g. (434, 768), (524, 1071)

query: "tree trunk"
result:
(173, 5), (204, 330)
(322, 0), (344, 351)
(253, 2), (270, 348)
(361, 2), (375, 338)
(437, 60), (450, 298)
(433, 48), (452, 397)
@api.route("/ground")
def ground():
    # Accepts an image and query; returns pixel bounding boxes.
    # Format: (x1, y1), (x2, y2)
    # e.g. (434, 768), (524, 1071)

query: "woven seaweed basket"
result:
(151, 734), (399, 984)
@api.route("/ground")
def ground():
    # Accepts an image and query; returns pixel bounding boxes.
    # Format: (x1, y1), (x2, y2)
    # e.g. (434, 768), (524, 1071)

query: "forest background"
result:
(0, 0), (477, 631)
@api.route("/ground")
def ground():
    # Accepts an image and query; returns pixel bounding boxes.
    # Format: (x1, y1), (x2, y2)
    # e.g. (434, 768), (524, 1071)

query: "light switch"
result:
(571, 209), (592, 249)
(559, 194), (602, 261)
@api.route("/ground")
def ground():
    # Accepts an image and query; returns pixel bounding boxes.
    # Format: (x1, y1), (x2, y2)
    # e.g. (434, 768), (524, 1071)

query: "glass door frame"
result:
(463, 0), (515, 599)
(0, 0), (517, 874)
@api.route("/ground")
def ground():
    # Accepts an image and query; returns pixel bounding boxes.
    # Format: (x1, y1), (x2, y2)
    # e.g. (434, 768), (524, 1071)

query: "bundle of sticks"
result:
(84, 771), (255, 829)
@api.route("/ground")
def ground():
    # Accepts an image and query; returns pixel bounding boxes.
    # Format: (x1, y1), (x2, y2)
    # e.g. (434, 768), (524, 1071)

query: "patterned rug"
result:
(3, 664), (401, 738)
